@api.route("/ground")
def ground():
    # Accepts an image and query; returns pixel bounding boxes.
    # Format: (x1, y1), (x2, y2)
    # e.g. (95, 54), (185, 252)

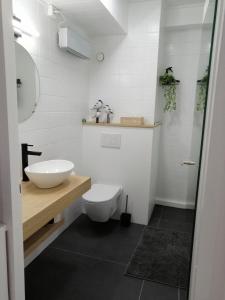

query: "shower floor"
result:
(25, 205), (194, 300)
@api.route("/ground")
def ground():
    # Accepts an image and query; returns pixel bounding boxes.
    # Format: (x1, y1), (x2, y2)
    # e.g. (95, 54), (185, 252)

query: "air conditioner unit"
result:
(58, 27), (91, 59)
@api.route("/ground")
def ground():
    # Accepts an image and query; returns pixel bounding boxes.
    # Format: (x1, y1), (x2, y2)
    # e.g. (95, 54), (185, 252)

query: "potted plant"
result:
(159, 67), (180, 112)
(196, 68), (209, 112)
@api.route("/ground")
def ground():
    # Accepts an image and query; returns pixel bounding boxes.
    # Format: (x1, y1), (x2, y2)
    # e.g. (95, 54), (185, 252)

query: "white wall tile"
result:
(156, 23), (211, 208)
(88, 1), (161, 123)
(84, 0), (163, 225)
(82, 126), (154, 225)
(14, 0), (90, 252)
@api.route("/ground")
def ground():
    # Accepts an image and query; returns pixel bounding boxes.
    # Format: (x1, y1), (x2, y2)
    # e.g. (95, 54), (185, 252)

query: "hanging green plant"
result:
(159, 67), (180, 112)
(196, 68), (209, 112)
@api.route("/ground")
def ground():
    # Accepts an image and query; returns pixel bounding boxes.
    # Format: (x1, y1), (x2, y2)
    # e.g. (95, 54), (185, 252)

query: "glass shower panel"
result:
(153, 0), (217, 298)
(187, 0), (217, 210)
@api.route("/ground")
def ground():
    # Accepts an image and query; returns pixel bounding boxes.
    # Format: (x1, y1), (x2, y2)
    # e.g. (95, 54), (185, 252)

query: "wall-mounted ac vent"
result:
(58, 27), (91, 59)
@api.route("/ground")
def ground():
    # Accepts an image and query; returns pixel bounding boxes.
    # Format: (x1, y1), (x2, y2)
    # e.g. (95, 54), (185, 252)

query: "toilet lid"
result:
(83, 184), (121, 202)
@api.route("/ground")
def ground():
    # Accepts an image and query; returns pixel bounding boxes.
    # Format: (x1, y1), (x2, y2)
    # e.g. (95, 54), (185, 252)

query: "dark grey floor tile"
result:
(50, 214), (144, 264)
(148, 217), (160, 227)
(158, 219), (194, 234)
(25, 247), (142, 300)
(140, 281), (178, 300)
(141, 281), (178, 300)
(179, 289), (188, 300)
(152, 205), (163, 219)
(148, 205), (163, 227)
(161, 207), (195, 224)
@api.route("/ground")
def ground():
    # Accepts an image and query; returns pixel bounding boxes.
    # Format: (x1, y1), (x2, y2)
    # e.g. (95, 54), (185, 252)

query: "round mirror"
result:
(15, 43), (40, 123)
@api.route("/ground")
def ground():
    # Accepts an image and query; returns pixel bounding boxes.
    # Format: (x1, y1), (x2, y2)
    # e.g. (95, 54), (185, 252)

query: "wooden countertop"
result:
(82, 121), (161, 129)
(22, 175), (91, 241)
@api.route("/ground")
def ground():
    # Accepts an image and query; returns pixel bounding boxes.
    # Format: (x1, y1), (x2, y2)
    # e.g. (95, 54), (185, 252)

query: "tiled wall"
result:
(165, 3), (204, 28)
(14, 0), (90, 173)
(88, 0), (162, 123)
(13, 0), (90, 264)
(82, 126), (154, 225)
(155, 26), (211, 208)
(81, 0), (163, 225)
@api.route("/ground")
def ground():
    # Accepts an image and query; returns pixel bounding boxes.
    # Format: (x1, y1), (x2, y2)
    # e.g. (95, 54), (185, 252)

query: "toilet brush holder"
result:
(120, 195), (131, 227)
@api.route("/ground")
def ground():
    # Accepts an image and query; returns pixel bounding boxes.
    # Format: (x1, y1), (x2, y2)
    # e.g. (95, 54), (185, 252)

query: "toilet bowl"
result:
(82, 184), (122, 222)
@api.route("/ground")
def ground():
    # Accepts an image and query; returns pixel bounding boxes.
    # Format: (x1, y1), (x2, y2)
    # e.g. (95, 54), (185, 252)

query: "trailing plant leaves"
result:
(159, 74), (176, 85)
(159, 69), (179, 112)
(196, 82), (207, 111)
(163, 85), (176, 112)
(196, 68), (209, 112)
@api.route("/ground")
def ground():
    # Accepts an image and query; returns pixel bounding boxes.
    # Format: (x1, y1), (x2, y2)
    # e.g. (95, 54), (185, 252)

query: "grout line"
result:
(178, 288), (180, 300)
(156, 217), (161, 228)
(157, 206), (164, 228)
(125, 225), (146, 270)
(138, 280), (145, 300)
(50, 246), (127, 267)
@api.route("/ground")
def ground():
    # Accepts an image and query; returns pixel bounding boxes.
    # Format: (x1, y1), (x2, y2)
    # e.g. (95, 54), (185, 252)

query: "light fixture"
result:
(12, 15), (40, 38)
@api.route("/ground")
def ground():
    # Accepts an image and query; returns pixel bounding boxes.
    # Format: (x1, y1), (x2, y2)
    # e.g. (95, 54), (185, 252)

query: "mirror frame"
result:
(15, 41), (40, 123)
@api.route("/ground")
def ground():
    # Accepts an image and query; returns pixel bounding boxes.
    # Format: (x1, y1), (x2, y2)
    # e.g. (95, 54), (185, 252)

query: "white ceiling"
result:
(52, 0), (125, 36)
(52, 0), (206, 35)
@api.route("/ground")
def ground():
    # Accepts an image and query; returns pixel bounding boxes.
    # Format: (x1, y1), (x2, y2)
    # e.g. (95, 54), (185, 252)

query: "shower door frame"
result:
(0, 0), (25, 299)
(189, 0), (225, 299)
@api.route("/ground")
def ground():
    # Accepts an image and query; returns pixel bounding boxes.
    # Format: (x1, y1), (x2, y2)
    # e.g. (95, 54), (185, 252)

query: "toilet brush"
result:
(120, 195), (131, 227)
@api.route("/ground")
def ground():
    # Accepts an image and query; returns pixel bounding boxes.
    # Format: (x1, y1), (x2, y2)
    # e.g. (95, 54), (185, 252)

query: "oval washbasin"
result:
(25, 160), (74, 188)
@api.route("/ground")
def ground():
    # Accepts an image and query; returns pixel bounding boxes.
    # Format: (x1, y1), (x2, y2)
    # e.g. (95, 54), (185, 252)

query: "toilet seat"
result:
(82, 183), (122, 222)
(83, 184), (121, 203)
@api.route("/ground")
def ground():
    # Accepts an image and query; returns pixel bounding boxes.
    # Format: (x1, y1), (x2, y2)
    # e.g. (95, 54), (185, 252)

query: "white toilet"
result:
(82, 184), (122, 222)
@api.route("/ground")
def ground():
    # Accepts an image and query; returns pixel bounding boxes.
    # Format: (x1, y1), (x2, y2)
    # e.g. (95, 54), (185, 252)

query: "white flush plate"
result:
(101, 133), (121, 149)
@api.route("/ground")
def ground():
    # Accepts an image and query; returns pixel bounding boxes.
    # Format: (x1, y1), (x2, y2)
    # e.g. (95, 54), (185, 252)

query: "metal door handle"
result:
(181, 160), (197, 166)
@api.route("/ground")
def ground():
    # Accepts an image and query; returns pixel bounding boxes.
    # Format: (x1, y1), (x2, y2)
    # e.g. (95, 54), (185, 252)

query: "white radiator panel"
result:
(0, 224), (8, 300)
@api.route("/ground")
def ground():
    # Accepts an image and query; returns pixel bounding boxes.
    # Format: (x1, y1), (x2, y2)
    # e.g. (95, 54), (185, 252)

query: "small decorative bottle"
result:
(104, 105), (113, 124)
(96, 111), (101, 123)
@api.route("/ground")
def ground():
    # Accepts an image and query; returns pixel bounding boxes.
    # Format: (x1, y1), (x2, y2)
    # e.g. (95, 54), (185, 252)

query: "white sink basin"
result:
(25, 160), (74, 188)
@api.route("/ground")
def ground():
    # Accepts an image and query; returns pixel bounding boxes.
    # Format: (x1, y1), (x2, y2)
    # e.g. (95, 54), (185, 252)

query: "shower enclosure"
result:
(156, 0), (217, 213)
(124, 2), (218, 297)
(154, 0), (218, 297)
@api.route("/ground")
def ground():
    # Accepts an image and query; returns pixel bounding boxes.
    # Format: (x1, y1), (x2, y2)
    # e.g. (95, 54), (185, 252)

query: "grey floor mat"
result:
(125, 227), (192, 289)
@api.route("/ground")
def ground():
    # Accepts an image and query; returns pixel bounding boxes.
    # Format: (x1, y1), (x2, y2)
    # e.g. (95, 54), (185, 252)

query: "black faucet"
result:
(21, 143), (42, 181)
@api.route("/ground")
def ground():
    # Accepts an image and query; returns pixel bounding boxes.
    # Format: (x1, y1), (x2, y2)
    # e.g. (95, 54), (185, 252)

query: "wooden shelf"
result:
(82, 121), (161, 129)
(24, 220), (64, 258)
(22, 175), (91, 241)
